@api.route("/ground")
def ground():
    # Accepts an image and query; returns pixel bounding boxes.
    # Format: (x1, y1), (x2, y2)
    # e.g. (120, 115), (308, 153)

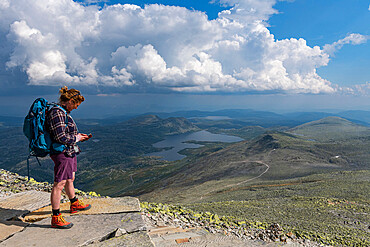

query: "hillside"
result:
(137, 132), (354, 203)
(287, 116), (370, 141)
(337, 110), (370, 125)
(0, 169), (320, 246)
(137, 130), (370, 246)
(0, 115), (369, 246)
(132, 117), (369, 246)
(136, 117), (370, 202)
(0, 115), (199, 185)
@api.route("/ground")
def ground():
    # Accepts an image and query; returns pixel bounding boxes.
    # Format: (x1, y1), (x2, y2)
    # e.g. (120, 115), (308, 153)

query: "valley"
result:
(0, 110), (369, 245)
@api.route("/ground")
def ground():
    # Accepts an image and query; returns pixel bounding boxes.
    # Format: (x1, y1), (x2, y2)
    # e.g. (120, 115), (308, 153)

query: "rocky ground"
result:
(141, 202), (324, 246)
(0, 169), (324, 246)
(0, 169), (101, 200)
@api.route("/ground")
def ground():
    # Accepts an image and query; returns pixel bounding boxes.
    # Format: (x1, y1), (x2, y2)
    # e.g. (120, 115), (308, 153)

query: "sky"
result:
(0, 0), (369, 117)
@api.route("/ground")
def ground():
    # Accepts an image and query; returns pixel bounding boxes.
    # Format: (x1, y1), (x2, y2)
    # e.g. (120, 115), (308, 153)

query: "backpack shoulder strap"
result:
(48, 103), (68, 124)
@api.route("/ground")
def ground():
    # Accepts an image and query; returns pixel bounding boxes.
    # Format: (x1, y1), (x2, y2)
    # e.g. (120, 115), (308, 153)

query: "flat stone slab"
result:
(160, 231), (204, 241)
(0, 191), (50, 221)
(0, 221), (28, 242)
(88, 231), (154, 247)
(148, 226), (188, 236)
(150, 232), (263, 247)
(148, 228), (299, 247)
(25, 197), (140, 222)
(1, 212), (146, 247)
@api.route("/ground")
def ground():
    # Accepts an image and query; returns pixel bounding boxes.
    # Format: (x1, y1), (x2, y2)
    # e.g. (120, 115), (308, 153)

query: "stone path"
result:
(89, 231), (154, 247)
(0, 191), (153, 247)
(0, 190), (307, 247)
(1, 213), (147, 247)
(0, 191), (50, 221)
(0, 191), (50, 241)
(24, 196), (140, 222)
(147, 225), (303, 247)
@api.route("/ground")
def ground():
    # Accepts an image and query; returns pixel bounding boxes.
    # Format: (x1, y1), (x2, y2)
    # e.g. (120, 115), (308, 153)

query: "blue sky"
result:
(269, 0), (370, 87)
(0, 0), (369, 117)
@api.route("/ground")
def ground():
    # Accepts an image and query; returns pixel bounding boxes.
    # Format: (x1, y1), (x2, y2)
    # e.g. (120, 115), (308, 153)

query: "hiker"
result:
(46, 86), (92, 229)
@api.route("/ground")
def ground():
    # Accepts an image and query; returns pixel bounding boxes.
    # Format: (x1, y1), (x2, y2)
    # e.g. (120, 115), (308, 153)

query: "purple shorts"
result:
(50, 153), (77, 182)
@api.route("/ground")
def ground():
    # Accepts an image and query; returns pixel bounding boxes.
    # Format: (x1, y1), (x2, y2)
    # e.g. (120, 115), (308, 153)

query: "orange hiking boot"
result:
(51, 213), (73, 229)
(70, 199), (91, 214)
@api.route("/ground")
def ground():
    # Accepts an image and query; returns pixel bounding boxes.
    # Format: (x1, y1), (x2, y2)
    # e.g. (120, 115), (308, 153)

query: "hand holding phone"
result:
(80, 133), (92, 142)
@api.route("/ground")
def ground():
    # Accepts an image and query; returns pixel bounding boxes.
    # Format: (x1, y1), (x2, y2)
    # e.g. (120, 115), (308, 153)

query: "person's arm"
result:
(48, 108), (76, 145)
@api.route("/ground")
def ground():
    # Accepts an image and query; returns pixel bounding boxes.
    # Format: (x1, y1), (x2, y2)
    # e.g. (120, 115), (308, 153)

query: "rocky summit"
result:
(0, 169), (322, 246)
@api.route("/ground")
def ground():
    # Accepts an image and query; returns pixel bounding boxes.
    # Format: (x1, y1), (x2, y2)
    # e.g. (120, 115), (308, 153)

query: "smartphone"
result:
(81, 134), (92, 142)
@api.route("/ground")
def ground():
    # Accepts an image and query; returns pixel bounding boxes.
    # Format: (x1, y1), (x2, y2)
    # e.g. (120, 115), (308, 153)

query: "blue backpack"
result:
(23, 98), (67, 179)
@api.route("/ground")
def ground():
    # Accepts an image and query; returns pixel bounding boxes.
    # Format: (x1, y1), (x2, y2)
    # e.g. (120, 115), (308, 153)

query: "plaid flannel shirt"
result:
(46, 105), (80, 157)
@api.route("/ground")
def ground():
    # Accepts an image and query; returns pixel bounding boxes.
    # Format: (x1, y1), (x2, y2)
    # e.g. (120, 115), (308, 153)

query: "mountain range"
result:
(1, 109), (369, 128)
(138, 117), (369, 203)
(0, 110), (369, 246)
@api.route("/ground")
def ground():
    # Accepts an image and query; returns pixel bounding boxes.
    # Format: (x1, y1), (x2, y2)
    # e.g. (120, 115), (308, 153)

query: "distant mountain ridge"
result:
(1, 113), (368, 246)
(121, 114), (199, 135)
(81, 109), (370, 128)
(0, 114), (200, 185)
(288, 116), (370, 141)
(338, 110), (370, 123)
(2, 109), (369, 128)
(1, 114), (369, 197)
(139, 116), (370, 203)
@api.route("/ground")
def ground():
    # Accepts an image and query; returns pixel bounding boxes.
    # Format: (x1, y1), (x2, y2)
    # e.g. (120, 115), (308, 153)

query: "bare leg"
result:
(65, 172), (76, 200)
(51, 180), (66, 210)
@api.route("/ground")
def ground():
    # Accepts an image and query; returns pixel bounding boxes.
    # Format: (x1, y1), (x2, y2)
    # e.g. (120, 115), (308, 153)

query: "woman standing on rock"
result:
(46, 86), (92, 229)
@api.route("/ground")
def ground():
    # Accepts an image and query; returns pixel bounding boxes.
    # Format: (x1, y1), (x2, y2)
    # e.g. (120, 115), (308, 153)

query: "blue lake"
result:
(146, 130), (243, 161)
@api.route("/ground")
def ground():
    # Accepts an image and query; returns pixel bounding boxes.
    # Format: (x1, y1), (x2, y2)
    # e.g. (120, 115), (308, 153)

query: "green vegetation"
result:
(77, 156), (184, 196)
(1, 113), (369, 246)
(182, 171), (369, 246)
(141, 201), (283, 241)
(142, 170), (370, 246)
(288, 116), (370, 142)
(137, 117), (370, 246)
(77, 115), (199, 169)
(0, 115), (199, 184)
(206, 126), (266, 140)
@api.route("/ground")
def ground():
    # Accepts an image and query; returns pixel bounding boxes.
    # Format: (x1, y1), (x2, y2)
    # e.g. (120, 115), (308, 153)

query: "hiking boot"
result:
(70, 199), (91, 214)
(51, 213), (73, 229)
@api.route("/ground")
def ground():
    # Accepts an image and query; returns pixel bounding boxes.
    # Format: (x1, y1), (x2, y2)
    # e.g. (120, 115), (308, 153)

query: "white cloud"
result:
(103, 66), (135, 86)
(217, 0), (278, 22)
(96, 93), (120, 97)
(341, 82), (370, 96)
(0, 0), (9, 9)
(6, 20), (76, 85)
(0, 0), (359, 94)
(323, 33), (368, 56)
(355, 82), (370, 96)
(80, 0), (108, 4)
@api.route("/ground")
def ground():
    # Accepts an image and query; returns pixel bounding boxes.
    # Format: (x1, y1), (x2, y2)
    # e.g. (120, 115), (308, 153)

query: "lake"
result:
(146, 130), (243, 161)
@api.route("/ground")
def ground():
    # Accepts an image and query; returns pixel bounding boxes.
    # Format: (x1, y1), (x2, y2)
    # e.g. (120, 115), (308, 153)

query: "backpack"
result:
(23, 98), (67, 179)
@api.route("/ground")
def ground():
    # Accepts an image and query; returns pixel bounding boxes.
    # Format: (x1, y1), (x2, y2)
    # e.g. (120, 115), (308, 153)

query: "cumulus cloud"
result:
(0, 0), (359, 93)
(323, 33), (368, 56)
(340, 82), (370, 96)
(354, 82), (370, 96)
(80, 0), (108, 4)
(0, 0), (9, 9)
